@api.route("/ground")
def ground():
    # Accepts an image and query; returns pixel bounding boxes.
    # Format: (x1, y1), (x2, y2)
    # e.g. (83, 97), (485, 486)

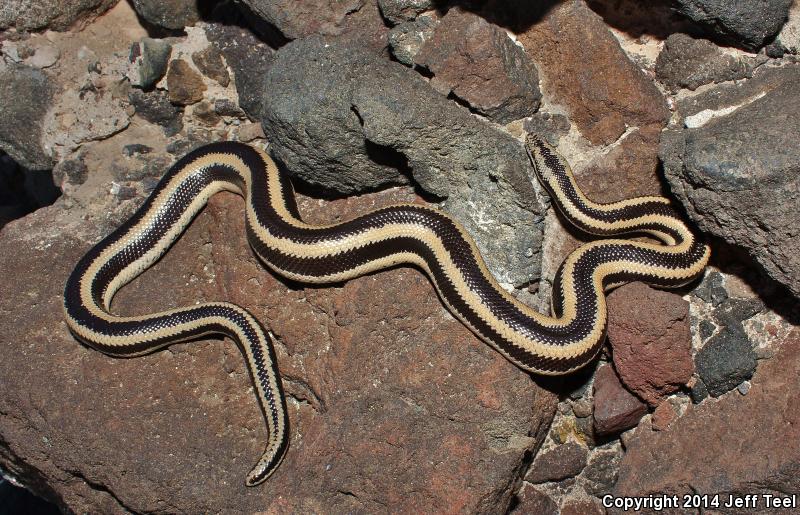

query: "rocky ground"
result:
(1, 0), (799, 513)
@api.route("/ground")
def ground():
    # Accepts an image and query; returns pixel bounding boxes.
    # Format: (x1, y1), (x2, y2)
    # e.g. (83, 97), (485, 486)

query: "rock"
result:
(0, 184), (557, 513)
(121, 144), (152, 157)
(192, 101), (222, 126)
(239, 0), (366, 40)
(0, 63), (55, 170)
(689, 377), (709, 403)
(213, 99), (245, 118)
(262, 36), (546, 287)
(614, 330), (800, 512)
(414, 8), (541, 124)
(166, 59), (206, 106)
(518, 1), (669, 147)
(388, 15), (438, 65)
(378, 0), (435, 25)
(25, 45), (60, 69)
(655, 33), (754, 92)
(128, 89), (184, 136)
(695, 326), (756, 397)
(606, 282), (694, 407)
(576, 126), (666, 202)
(526, 442), (588, 483)
(192, 46), (230, 87)
(130, 0), (201, 30)
(522, 112), (571, 147)
(671, 0), (792, 51)
(561, 497), (606, 515)
(693, 270), (727, 306)
(650, 401), (677, 431)
(660, 64), (800, 299)
(0, 0), (118, 32)
(776, 1), (800, 54)
(512, 484), (559, 514)
(593, 364), (648, 436)
(582, 445), (622, 496)
(238, 122), (265, 142)
(517, 0), (668, 201)
(127, 38), (172, 89)
(205, 22), (274, 120)
(52, 157), (88, 186)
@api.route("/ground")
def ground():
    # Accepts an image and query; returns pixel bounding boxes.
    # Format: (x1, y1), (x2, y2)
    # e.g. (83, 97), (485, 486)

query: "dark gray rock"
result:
(713, 297), (764, 329)
(582, 446), (622, 496)
(414, 8), (541, 124)
(690, 377), (709, 403)
(128, 89), (183, 136)
(205, 22), (275, 120)
(262, 36), (546, 286)
(239, 0), (365, 39)
(655, 33), (754, 92)
(526, 442), (588, 483)
(692, 270), (728, 306)
(672, 0), (792, 50)
(695, 326), (756, 397)
(378, 0), (435, 25)
(128, 38), (172, 89)
(130, 0), (201, 30)
(0, 0), (118, 31)
(0, 64), (54, 170)
(661, 64), (800, 299)
(388, 16), (439, 65)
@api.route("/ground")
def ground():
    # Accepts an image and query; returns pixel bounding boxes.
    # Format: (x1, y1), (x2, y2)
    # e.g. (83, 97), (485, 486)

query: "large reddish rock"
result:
(0, 187), (557, 513)
(593, 364), (647, 436)
(415, 8), (542, 124)
(518, 0), (668, 147)
(518, 0), (669, 201)
(613, 330), (800, 514)
(606, 282), (694, 407)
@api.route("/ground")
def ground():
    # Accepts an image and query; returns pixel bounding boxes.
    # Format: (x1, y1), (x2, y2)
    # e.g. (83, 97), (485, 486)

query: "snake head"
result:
(524, 133), (566, 194)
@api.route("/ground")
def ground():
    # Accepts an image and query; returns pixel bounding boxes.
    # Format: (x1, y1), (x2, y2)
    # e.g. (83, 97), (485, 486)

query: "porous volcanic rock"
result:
(613, 330), (800, 514)
(0, 188), (557, 513)
(0, 63), (55, 170)
(661, 64), (800, 299)
(671, 0), (792, 51)
(239, 0), (366, 40)
(0, 0), (118, 31)
(414, 8), (541, 123)
(262, 36), (546, 287)
(655, 33), (754, 92)
(130, 0), (201, 30)
(606, 282), (693, 407)
(378, 0), (435, 25)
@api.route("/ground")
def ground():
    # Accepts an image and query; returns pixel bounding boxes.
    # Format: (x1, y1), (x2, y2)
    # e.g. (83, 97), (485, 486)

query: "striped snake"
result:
(63, 134), (710, 485)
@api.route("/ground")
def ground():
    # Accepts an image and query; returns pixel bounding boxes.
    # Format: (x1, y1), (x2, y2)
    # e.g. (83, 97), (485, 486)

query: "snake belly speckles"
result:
(63, 136), (709, 485)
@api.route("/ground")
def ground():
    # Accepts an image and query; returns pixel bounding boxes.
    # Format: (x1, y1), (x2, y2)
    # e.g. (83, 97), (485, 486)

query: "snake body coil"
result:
(64, 136), (710, 485)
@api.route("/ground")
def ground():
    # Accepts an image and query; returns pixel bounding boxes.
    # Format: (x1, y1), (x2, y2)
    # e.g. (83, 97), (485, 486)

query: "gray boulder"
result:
(661, 64), (800, 299)
(261, 36), (546, 287)
(0, 64), (55, 170)
(130, 0), (201, 30)
(0, 0), (118, 31)
(672, 0), (792, 50)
